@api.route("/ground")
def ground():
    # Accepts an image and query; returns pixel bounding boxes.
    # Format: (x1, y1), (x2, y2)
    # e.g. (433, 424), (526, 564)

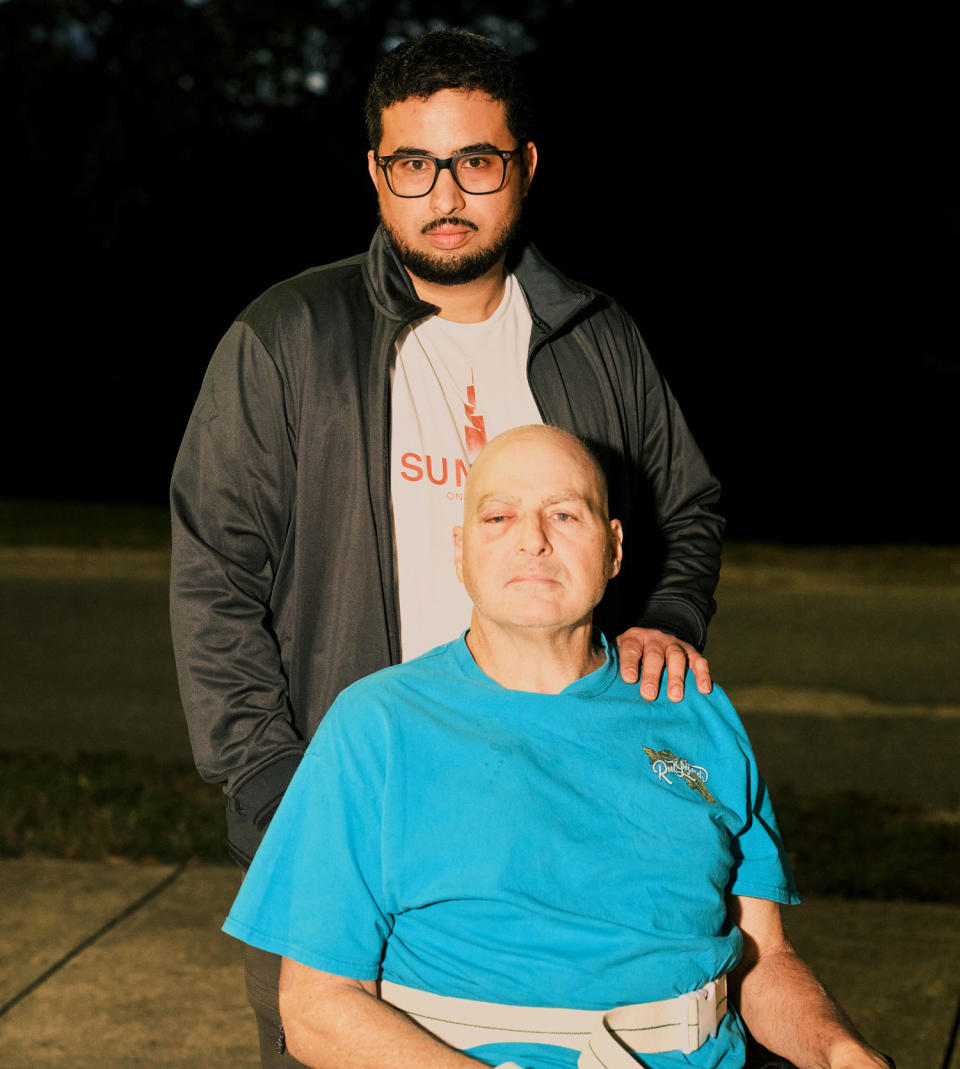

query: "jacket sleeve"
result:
(170, 320), (305, 866)
(628, 324), (724, 651)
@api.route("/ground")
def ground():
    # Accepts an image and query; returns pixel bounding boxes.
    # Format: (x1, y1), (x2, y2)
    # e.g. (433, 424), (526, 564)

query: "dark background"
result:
(2, 1), (954, 543)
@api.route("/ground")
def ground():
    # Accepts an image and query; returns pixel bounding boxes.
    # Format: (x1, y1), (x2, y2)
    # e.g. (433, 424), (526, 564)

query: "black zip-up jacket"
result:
(170, 228), (724, 866)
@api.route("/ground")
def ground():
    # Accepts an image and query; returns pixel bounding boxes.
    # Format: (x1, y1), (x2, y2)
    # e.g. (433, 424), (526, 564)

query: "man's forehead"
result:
(466, 435), (607, 512)
(385, 88), (503, 112)
(379, 90), (509, 146)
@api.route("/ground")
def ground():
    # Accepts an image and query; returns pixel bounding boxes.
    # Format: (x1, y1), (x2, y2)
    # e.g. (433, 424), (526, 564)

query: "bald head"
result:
(463, 425), (611, 519)
(454, 425), (622, 635)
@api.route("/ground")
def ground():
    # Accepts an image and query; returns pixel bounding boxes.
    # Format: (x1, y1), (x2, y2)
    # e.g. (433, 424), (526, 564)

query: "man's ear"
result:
(521, 141), (538, 195)
(367, 150), (380, 190)
(453, 526), (464, 583)
(608, 519), (624, 579)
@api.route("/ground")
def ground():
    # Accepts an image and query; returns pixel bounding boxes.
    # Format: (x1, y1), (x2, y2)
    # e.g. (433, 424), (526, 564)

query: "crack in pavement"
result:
(0, 861), (187, 1020)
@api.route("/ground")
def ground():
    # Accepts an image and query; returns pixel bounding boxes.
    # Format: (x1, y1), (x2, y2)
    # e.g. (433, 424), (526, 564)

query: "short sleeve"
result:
(222, 693), (393, 978)
(720, 687), (802, 906)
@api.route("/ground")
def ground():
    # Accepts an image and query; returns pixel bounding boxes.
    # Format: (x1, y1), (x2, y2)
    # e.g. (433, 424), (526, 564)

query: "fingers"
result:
(618, 639), (642, 684)
(662, 642), (712, 702)
(617, 628), (713, 703)
(663, 643), (689, 702)
(689, 648), (713, 696)
(639, 646), (665, 700)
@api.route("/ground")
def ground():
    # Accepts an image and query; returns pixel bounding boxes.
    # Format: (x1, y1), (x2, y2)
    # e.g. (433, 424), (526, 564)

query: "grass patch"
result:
(2, 499), (958, 584)
(720, 541), (960, 588)
(0, 499), (170, 548)
(2, 754), (958, 902)
(0, 752), (227, 863)
(773, 786), (960, 903)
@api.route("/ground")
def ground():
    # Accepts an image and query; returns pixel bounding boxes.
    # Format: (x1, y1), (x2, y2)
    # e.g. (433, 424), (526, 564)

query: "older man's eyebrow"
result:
(540, 491), (599, 510)
(474, 491), (601, 514)
(475, 493), (521, 512)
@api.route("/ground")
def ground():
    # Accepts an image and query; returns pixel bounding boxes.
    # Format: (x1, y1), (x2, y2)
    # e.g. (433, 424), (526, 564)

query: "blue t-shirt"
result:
(224, 636), (800, 1068)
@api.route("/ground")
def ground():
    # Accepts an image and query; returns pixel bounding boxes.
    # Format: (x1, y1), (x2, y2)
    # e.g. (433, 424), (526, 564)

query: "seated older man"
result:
(224, 426), (891, 1069)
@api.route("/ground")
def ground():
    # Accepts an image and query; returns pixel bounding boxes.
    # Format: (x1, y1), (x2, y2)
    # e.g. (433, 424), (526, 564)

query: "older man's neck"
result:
(464, 618), (605, 694)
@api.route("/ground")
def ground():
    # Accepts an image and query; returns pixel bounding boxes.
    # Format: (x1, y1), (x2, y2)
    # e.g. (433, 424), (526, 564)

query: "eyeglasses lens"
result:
(386, 154), (506, 196)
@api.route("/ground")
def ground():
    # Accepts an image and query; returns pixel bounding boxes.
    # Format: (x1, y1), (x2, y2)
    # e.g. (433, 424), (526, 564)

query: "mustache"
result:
(421, 216), (479, 234)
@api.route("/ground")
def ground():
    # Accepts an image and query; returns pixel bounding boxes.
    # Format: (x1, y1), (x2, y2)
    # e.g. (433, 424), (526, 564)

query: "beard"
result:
(380, 210), (523, 286)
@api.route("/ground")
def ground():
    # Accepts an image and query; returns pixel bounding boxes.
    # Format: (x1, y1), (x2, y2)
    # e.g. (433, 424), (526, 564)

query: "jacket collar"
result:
(361, 225), (598, 336)
(361, 226), (437, 322)
(510, 241), (598, 338)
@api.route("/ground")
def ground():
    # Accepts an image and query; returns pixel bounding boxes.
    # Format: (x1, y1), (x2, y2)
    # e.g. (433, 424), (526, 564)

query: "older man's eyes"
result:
(480, 509), (578, 525)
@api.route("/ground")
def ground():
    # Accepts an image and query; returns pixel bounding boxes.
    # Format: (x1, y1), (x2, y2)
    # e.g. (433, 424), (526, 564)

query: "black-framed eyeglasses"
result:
(375, 148), (521, 198)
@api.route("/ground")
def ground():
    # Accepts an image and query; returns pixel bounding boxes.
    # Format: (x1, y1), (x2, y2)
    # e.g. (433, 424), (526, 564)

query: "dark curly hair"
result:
(365, 29), (533, 150)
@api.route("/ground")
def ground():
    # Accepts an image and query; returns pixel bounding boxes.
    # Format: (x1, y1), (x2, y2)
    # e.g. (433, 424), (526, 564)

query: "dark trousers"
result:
(243, 944), (309, 1068)
(744, 1039), (799, 1069)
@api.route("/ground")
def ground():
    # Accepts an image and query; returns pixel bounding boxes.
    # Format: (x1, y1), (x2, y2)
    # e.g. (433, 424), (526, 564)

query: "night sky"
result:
(3, 2), (953, 543)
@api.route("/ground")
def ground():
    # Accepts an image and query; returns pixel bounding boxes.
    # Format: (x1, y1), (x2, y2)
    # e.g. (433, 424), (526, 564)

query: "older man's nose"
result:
(519, 513), (550, 554)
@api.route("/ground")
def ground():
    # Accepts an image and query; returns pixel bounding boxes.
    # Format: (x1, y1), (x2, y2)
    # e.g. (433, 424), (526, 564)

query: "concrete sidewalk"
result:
(0, 860), (956, 1068)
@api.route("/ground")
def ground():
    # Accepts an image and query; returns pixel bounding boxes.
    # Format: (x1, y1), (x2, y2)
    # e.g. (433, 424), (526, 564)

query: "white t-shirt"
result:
(390, 273), (542, 660)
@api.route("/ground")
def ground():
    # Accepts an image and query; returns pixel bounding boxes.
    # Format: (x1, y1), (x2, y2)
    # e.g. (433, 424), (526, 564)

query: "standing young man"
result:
(170, 29), (723, 1066)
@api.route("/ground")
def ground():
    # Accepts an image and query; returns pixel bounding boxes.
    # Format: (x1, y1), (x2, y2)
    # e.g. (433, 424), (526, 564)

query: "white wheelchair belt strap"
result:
(380, 975), (727, 1067)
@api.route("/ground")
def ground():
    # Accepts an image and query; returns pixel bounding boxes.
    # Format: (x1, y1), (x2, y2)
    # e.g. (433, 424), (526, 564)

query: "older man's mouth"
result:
(508, 571), (560, 585)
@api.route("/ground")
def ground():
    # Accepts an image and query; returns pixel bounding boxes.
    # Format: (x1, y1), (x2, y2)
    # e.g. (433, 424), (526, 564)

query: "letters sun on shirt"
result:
(390, 273), (541, 661)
